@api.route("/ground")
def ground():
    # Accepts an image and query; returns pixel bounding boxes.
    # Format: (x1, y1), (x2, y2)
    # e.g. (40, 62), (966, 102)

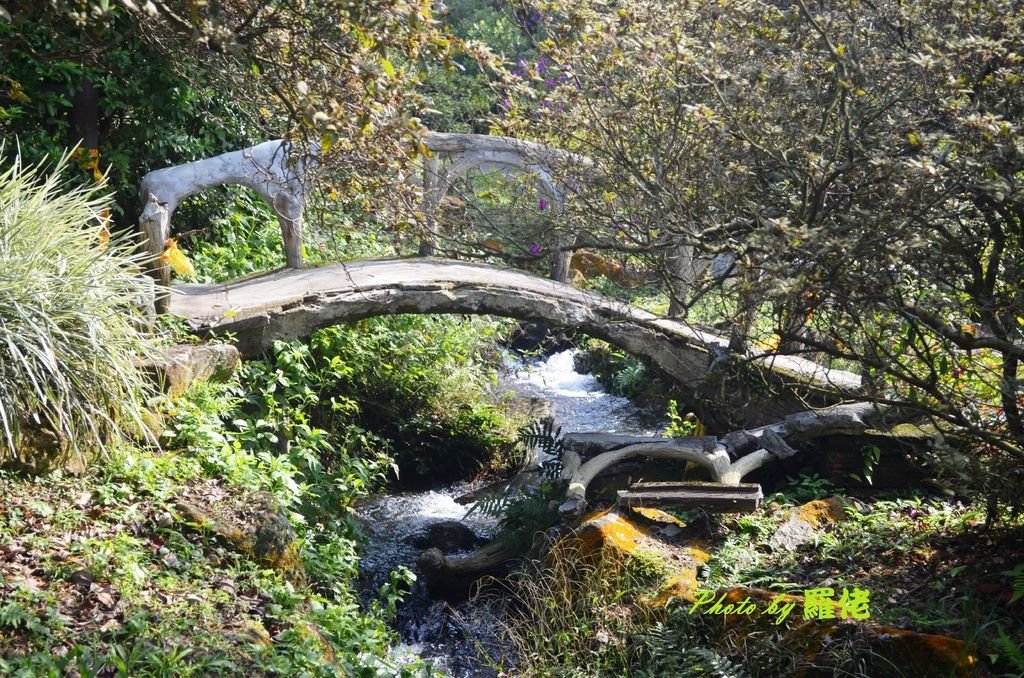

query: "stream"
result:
(353, 349), (664, 675)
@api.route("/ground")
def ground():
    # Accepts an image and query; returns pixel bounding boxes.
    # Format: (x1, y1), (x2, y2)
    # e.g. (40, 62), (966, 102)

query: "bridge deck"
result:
(168, 258), (861, 427)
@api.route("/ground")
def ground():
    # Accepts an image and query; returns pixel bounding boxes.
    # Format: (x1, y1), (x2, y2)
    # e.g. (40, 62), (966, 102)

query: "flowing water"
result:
(353, 349), (663, 675)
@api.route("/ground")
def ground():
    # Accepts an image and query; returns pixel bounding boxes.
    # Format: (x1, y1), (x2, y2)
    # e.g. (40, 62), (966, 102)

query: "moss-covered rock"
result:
(141, 343), (241, 401)
(174, 490), (304, 583)
(554, 505), (977, 676)
(769, 496), (849, 551)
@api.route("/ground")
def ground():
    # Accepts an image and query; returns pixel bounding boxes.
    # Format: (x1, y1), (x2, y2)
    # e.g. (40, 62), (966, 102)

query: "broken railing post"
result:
(560, 402), (903, 510)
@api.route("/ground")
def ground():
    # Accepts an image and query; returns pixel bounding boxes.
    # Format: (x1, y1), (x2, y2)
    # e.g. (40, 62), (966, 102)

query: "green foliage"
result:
(494, 492), (559, 552)
(422, 0), (534, 132)
(186, 189), (286, 283)
(664, 400), (697, 438)
(580, 342), (652, 399)
(0, 7), (256, 229)
(0, 442), (417, 676)
(466, 418), (563, 517)
(297, 315), (517, 485)
(1003, 562), (1024, 605)
(992, 624), (1024, 674)
(473, 544), (657, 676)
(165, 314), (517, 507)
(854, 444), (882, 486)
(517, 418), (564, 480)
(0, 151), (154, 463)
(631, 620), (747, 678)
(769, 473), (837, 506)
(498, 0), (1024, 514)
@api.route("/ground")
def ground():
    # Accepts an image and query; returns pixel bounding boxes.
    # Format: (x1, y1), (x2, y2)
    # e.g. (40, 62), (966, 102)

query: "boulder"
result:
(403, 520), (486, 552)
(174, 491), (303, 583)
(141, 342), (241, 400)
(769, 496), (849, 551)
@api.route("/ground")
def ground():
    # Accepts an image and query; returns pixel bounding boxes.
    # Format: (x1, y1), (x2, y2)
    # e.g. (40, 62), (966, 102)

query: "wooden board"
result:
(617, 481), (763, 513)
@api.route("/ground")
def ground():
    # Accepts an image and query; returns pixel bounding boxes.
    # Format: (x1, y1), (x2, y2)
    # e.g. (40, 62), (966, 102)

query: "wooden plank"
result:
(617, 481), (763, 513)
(626, 481), (762, 493)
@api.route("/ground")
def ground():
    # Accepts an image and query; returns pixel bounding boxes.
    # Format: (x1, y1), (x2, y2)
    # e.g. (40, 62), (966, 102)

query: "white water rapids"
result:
(354, 349), (664, 675)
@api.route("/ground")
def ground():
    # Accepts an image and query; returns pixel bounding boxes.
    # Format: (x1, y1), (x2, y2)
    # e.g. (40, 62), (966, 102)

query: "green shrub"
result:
(0, 151), (154, 464)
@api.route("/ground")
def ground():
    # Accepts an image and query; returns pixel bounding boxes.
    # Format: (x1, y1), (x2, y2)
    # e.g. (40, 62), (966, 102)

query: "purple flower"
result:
(529, 243), (542, 255)
(500, 98), (511, 110)
(538, 198), (549, 211)
(537, 55), (549, 74)
(545, 78), (556, 89)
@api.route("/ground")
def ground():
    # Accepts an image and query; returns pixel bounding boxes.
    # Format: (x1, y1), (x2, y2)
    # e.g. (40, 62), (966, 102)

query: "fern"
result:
(463, 419), (565, 519)
(993, 624), (1024, 673)
(464, 482), (519, 519)
(1003, 562), (1024, 604)
(637, 621), (748, 677)
(516, 418), (564, 479)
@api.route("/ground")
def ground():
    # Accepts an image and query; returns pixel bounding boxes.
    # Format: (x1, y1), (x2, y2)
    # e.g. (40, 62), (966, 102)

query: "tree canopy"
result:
(495, 0), (1023, 506)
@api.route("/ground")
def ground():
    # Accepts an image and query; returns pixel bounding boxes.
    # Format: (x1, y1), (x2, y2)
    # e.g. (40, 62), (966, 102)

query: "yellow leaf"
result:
(320, 133), (334, 155)
(160, 239), (196, 277)
(756, 333), (781, 352)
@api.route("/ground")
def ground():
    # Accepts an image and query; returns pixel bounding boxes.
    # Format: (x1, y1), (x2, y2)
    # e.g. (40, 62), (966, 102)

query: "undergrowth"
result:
(0, 151), (155, 465)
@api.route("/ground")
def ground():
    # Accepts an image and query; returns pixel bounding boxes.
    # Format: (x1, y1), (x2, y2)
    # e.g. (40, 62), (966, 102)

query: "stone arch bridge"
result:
(142, 135), (891, 494)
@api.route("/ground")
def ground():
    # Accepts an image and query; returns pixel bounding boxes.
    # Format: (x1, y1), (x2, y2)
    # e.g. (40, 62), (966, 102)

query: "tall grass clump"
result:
(0, 151), (154, 464)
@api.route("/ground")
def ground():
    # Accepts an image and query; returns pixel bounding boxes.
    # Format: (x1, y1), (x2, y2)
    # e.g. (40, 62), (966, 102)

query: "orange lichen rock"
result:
(645, 544), (713, 607)
(561, 509), (713, 608)
(681, 587), (977, 677)
(569, 508), (648, 557)
(794, 496), (848, 526)
(570, 252), (648, 288)
(627, 506), (687, 529)
(770, 496), (849, 551)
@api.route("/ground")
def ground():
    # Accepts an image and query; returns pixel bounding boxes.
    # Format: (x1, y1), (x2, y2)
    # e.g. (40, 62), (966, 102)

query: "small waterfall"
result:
(354, 348), (663, 674)
(504, 349), (664, 435)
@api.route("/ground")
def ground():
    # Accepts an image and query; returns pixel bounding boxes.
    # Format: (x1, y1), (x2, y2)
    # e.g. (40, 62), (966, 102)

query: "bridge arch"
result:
(418, 132), (573, 279)
(170, 257), (860, 431)
(139, 134), (578, 300)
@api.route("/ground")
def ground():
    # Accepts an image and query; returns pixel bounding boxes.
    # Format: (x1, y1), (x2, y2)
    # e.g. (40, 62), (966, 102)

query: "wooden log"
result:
(617, 481), (763, 513)
(417, 540), (522, 601)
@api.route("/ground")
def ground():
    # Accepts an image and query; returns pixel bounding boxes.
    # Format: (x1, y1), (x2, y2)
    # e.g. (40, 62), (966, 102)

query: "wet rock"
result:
(403, 520), (486, 552)
(69, 569), (95, 590)
(7, 420), (88, 476)
(233, 619), (272, 648)
(253, 503), (303, 582)
(506, 396), (555, 425)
